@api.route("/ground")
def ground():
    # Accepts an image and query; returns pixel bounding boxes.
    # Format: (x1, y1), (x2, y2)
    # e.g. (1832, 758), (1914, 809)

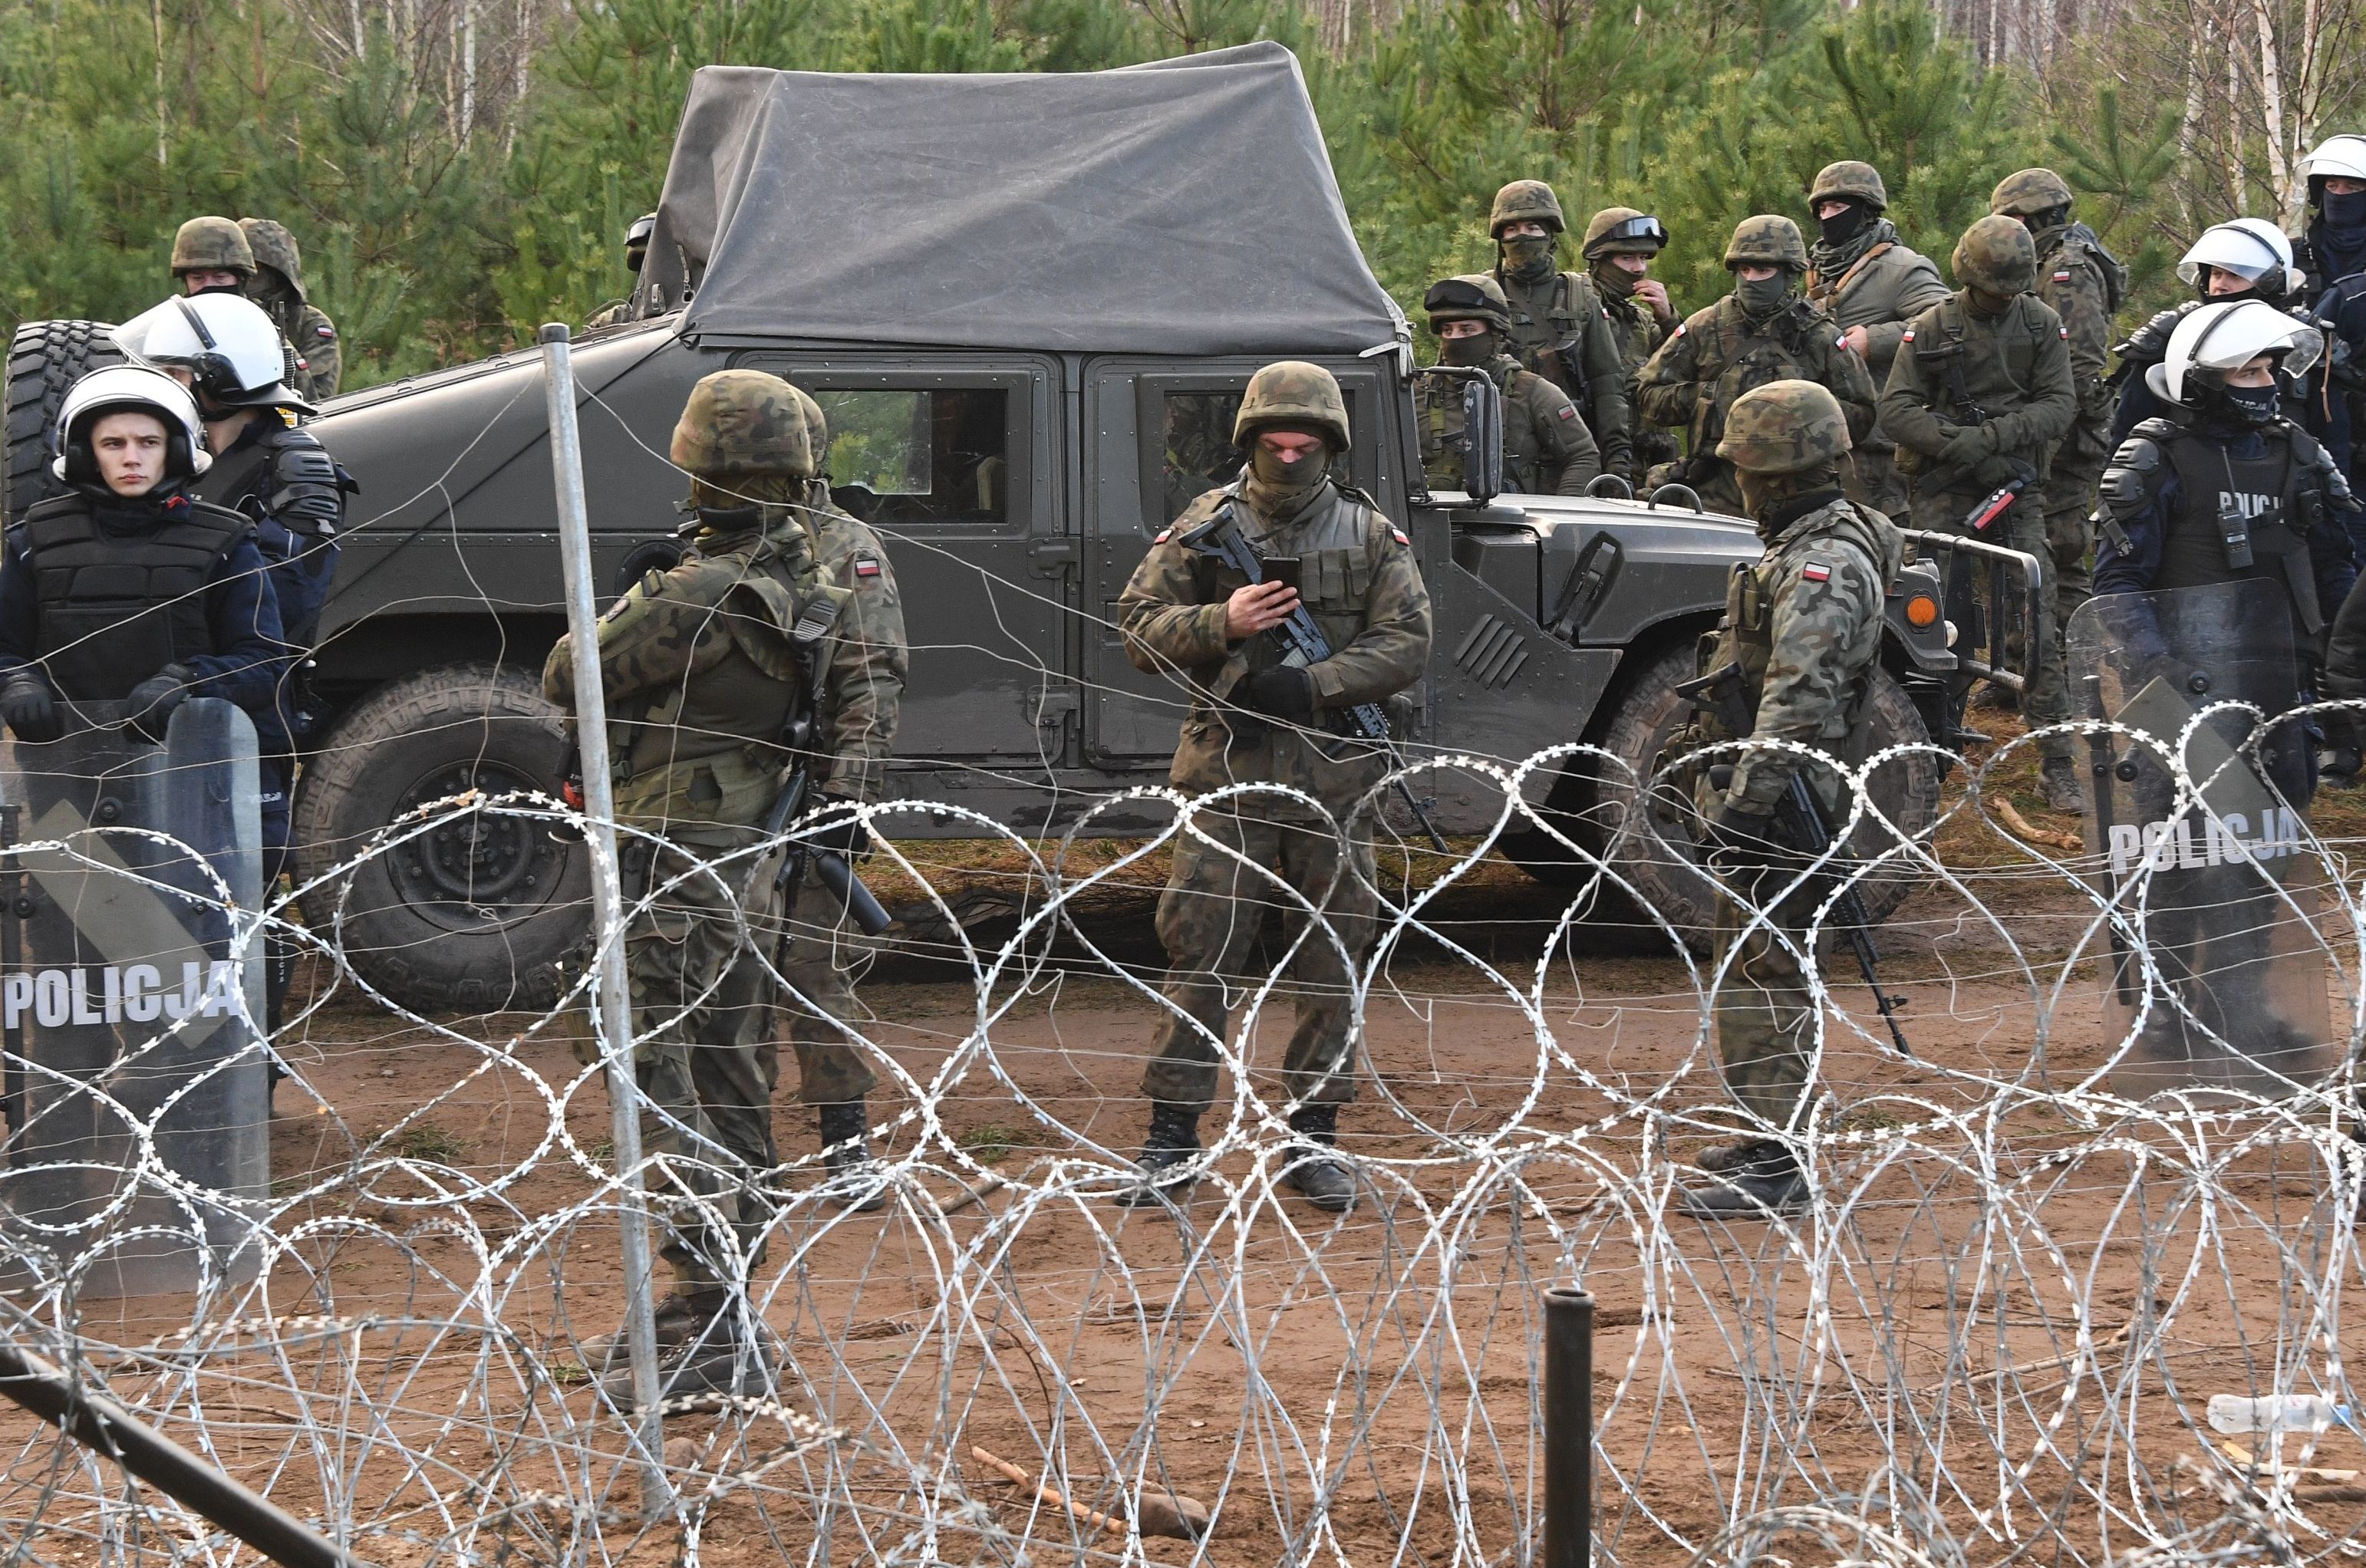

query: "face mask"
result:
(1736, 470), (1771, 516)
(1440, 329), (1494, 367)
(1251, 440), (1330, 492)
(1500, 234), (1557, 282)
(1816, 203), (1870, 249)
(2218, 382), (2280, 426)
(2324, 189), (2366, 242)
(1735, 272), (1790, 318)
(1590, 260), (1639, 299)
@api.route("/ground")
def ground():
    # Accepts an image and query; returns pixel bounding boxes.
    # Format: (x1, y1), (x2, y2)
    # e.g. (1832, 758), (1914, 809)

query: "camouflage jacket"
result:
(2029, 221), (2120, 465)
(542, 509), (854, 829)
(1415, 352), (1601, 496)
(1635, 293), (1878, 512)
(1118, 477), (1431, 728)
(258, 293), (341, 403)
(1880, 292), (2078, 492)
(1494, 267), (1633, 477)
(1804, 219), (1953, 408)
(1703, 493), (1902, 814)
(799, 499), (908, 803)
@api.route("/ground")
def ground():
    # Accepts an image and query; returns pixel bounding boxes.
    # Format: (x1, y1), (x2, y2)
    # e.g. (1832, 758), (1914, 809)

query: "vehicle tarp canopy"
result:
(644, 43), (1409, 358)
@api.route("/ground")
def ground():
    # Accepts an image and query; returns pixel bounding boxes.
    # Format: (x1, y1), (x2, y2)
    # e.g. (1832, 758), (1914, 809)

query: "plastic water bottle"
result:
(2207, 1394), (2353, 1435)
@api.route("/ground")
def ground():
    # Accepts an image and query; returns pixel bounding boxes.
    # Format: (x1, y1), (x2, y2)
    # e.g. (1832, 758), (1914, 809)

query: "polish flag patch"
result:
(1390, 526), (1411, 545)
(1801, 565), (1830, 582)
(854, 555), (882, 578)
(1901, 329), (1916, 342)
(1557, 405), (1579, 420)
(2060, 326), (2070, 338)
(1153, 529), (1172, 544)
(1672, 324), (1687, 339)
(2053, 270), (2072, 281)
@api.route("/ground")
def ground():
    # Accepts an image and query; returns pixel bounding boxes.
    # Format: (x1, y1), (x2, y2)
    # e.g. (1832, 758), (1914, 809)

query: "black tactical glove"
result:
(0, 670), (62, 744)
(1241, 665), (1316, 723)
(122, 664), (194, 746)
(802, 796), (872, 858)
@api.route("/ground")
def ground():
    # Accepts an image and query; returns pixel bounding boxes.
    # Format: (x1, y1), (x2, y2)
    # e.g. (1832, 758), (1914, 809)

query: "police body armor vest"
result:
(18, 492), (248, 701)
(1703, 499), (1895, 756)
(609, 517), (847, 826)
(2146, 419), (2322, 634)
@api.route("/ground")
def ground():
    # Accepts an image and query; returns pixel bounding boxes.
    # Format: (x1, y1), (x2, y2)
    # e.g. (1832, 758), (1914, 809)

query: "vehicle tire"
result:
(6, 320), (124, 525)
(1499, 643), (1942, 947)
(292, 664), (592, 1013)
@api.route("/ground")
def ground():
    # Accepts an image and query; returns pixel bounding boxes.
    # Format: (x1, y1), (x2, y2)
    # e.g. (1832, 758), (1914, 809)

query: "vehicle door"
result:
(1079, 358), (1398, 766)
(732, 352), (1073, 766)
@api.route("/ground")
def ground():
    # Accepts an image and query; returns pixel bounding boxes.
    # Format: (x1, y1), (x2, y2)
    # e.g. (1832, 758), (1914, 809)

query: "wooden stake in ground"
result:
(968, 1443), (1212, 1540)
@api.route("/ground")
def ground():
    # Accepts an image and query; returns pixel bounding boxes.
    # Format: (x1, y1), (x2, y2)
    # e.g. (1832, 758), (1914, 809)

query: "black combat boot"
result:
(1677, 1138), (1807, 1219)
(1281, 1105), (1357, 1214)
(578, 1286), (727, 1369)
(1115, 1102), (1204, 1208)
(2039, 755), (2083, 812)
(1971, 681), (2019, 714)
(817, 1099), (888, 1212)
(596, 1297), (778, 1406)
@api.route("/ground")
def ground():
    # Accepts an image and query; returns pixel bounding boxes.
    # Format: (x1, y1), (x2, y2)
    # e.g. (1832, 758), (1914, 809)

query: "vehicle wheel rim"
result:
(387, 759), (568, 924)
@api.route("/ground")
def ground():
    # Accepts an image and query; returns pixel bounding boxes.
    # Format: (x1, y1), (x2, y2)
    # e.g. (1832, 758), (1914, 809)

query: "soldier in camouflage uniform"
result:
(1583, 208), (1677, 481)
(1415, 275), (1600, 496)
(1488, 180), (1633, 479)
(587, 212), (658, 331)
(1636, 216), (1877, 516)
(1115, 361), (1432, 1214)
(1676, 380), (1903, 1218)
(544, 369), (903, 1395)
(1988, 170), (2123, 753)
(1802, 163), (1953, 513)
(1879, 215), (2078, 776)
(239, 219), (341, 403)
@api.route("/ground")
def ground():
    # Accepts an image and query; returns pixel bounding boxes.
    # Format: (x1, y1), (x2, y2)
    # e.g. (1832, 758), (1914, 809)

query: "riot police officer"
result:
(1880, 214), (2078, 792)
(544, 369), (900, 1395)
(2111, 222), (2321, 444)
(1636, 216), (1877, 516)
(1115, 361), (1432, 1214)
(1678, 380), (1902, 1218)
(1487, 180), (1633, 479)
(0, 367), (285, 780)
(1415, 274), (1600, 496)
(1582, 208), (1676, 482)
(2094, 301), (2356, 762)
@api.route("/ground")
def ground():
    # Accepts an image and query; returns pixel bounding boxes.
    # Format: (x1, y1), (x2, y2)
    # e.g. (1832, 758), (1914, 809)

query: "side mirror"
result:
(1460, 375), (1504, 503)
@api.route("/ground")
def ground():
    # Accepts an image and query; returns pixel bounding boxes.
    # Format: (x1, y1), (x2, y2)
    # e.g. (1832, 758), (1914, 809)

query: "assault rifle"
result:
(1673, 662), (1913, 1057)
(1178, 504), (1451, 853)
(760, 710), (895, 937)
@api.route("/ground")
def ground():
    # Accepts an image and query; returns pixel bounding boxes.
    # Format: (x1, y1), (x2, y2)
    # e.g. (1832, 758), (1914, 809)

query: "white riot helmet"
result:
(2145, 298), (2322, 407)
(2300, 133), (2366, 202)
(2176, 219), (2303, 298)
(49, 365), (213, 484)
(111, 292), (313, 415)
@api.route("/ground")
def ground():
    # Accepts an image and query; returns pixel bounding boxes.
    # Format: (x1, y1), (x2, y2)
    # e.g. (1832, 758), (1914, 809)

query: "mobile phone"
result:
(1264, 555), (1302, 593)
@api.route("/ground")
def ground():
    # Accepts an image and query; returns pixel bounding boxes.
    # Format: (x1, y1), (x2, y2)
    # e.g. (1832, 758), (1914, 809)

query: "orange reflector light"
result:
(1905, 594), (1939, 628)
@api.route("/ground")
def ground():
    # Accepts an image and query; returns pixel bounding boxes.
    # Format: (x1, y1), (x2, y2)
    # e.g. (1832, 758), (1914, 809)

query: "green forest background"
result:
(0, 0), (2323, 390)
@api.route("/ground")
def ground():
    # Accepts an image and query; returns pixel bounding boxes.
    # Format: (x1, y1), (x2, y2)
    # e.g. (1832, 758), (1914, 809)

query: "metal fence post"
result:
(539, 323), (671, 1516)
(1543, 1286), (1593, 1568)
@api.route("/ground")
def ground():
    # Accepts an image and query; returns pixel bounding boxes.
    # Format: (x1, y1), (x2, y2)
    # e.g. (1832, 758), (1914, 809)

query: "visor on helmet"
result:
(1586, 214), (1668, 254)
(2157, 298), (2322, 404)
(2176, 219), (2302, 294)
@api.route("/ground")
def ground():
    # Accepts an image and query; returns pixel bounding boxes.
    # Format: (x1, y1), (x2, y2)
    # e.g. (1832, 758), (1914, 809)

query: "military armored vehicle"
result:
(2, 47), (2014, 1012)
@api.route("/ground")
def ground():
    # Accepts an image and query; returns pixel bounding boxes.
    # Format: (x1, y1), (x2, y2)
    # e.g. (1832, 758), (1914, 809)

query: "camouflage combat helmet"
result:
(238, 218), (305, 299)
(1808, 160), (1889, 212)
(1234, 361), (1351, 451)
(783, 380), (831, 461)
(1724, 215), (1809, 272)
(1424, 274), (1513, 330)
(670, 369), (816, 480)
(171, 216), (255, 279)
(1990, 168), (2074, 219)
(1716, 379), (1853, 473)
(1582, 206), (1666, 258)
(1489, 180), (1567, 236)
(1952, 214), (2038, 294)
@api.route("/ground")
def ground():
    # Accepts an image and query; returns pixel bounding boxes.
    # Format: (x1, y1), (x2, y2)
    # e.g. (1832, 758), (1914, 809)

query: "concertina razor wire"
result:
(0, 703), (2357, 1568)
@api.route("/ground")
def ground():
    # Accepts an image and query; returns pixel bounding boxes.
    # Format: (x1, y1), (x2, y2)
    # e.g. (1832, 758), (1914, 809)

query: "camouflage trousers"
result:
(2005, 452), (2102, 756)
(1141, 785), (1381, 1119)
(1847, 444), (1910, 518)
(622, 828), (878, 1295)
(1913, 484), (2064, 746)
(1709, 873), (1830, 1132)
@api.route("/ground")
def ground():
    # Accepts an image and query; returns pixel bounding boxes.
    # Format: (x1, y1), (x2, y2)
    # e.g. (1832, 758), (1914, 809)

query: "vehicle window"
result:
(1155, 390), (1356, 526)
(814, 387), (1009, 525)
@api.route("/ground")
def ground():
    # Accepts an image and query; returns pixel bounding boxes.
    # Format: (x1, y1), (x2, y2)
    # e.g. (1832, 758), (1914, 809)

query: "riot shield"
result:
(0, 700), (267, 1296)
(2064, 580), (2333, 1098)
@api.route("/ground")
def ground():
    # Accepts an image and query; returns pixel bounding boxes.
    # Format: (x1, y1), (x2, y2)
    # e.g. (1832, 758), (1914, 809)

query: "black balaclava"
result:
(1816, 199), (1872, 249)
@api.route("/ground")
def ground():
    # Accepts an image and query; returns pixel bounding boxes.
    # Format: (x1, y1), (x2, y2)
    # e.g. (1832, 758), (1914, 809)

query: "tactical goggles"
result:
(1422, 279), (1500, 316)
(1586, 215), (1669, 255)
